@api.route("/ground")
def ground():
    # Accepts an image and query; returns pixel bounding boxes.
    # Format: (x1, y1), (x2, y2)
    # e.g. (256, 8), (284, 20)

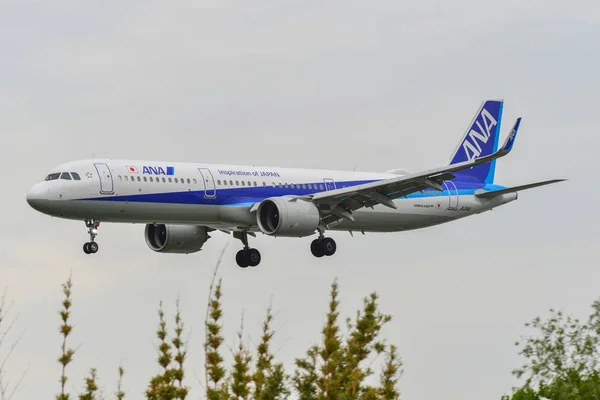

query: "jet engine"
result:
(144, 224), (210, 254)
(256, 197), (320, 237)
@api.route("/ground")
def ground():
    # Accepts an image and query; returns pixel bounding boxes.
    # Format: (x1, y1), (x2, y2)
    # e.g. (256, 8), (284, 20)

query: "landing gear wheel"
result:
(236, 250), (249, 268)
(322, 238), (336, 256)
(247, 248), (261, 267)
(311, 235), (337, 258)
(83, 219), (100, 255)
(233, 231), (262, 268)
(83, 242), (98, 254)
(310, 239), (325, 258)
(88, 242), (98, 254)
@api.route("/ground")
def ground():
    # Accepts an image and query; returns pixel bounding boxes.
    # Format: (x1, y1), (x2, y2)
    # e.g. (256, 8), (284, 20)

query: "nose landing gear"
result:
(83, 219), (99, 254)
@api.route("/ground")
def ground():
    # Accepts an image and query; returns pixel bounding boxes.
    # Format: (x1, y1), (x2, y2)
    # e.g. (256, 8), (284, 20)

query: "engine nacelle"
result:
(256, 197), (320, 237)
(144, 224), (210, 254)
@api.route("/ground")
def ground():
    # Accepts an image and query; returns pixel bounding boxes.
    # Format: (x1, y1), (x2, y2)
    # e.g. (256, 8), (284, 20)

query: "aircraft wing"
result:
(306, 118), (522, 225)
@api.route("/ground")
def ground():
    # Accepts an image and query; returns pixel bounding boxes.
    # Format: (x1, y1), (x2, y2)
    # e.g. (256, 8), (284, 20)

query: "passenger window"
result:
(71, 172), (81, 180)
(168, 178), (172, 183)
(236, 181), (239, 186)
(248, 181), (251, 186)
(118, 175), (122, 181)
(223, 180), (227, 186)
(193, 179), (197, 184)
(162, 177), (166, 183)
(60, 172), (72, 180)
(241, 181), (245, 186)
(229, 180), (233, 186)
(217, 180), (221, 185)
(143, 177), (147, 182)
(174, 178), (178, 183)
(149, 177), (154, 182)
(319, 184), (324, 190)
(254, 182), (257, 187)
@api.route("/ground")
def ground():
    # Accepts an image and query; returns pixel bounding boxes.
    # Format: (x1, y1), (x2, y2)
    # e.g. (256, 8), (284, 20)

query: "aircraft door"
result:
(323, 178), (336, 191)
(94, 163), (114, 194)
(443, 181), (459, 210)
(198, 168), (216, 199)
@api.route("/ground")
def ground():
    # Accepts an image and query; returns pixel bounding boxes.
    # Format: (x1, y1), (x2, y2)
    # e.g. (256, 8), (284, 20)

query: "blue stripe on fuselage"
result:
(76, 180), (505, 206)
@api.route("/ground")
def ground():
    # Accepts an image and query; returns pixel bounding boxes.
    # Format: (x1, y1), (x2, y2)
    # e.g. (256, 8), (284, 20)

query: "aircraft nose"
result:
(26, 184), (50, 212)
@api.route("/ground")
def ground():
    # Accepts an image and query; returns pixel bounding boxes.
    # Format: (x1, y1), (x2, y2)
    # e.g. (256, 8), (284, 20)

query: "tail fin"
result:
(447, 99), (504, 184)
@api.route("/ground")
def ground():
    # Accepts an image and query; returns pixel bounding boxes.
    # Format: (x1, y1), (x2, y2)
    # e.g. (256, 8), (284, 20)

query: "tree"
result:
(53, 276), (127, 400)
(0, 289), (27, 400)
(197, 274), (402, 400)
(293, 279), (403, 399)
(57, 278), (76, 400)
(204, 277), (226, 400)
(502, 298), (600, 399)
(78, 369), (99, 400)
(38, 254), (404, 399)
(145, 300), (189, 400)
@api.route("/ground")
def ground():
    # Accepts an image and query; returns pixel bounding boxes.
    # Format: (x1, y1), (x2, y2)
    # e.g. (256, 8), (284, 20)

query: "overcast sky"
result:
(1, 0), (599, 399)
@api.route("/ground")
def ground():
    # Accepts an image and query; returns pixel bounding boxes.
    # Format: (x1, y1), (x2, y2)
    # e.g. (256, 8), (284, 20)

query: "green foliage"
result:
(317, 279), (343, 399)
(48, 259), (402, 400)
(503, 298), (600, 399)
(205, 277), (226, 400)
(0, 288), (27, 400)
(57, 277), (75, 400)
(229, 315), (252, 399)
(502, 373), (600, 400)
(53, 277), (126, 400)
(252, 302), (279, 400)
(145, 300), (189, 400)
(197, 273), (401, 400)
(78, 369), (99, 400)
(294, 279), (402, 400)
(379, 345), (403, 400)
(115, 365), (126, 400)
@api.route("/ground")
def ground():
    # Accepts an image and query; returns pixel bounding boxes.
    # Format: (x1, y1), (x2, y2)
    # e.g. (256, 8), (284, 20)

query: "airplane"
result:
(26, 100), (565, 268)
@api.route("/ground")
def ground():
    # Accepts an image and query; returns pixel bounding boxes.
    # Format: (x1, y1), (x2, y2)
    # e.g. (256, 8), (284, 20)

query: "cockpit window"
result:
(45, 173), (61, 181)
(71, 172), (81, 180)
(60, 172), (72, 180)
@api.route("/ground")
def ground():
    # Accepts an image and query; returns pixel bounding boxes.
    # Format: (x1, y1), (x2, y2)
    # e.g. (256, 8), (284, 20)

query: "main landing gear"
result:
(233, 231), (261, 268)
(310, 231), (337, 258)
(83, 219), (99, 255)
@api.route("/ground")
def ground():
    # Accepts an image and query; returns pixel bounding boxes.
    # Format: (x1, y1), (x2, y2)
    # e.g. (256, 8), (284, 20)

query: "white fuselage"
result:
(26, 159), (517, 233)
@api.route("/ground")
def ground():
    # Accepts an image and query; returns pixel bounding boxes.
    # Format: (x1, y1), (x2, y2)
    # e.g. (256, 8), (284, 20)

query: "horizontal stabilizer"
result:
(475, 179), (566, 199)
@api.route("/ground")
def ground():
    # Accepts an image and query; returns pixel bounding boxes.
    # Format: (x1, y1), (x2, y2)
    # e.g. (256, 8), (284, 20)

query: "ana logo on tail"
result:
(463, 108), (498, 160)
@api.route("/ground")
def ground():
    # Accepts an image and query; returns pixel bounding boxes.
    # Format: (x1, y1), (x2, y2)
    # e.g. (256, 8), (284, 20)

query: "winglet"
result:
(501, 117), (521, 153)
